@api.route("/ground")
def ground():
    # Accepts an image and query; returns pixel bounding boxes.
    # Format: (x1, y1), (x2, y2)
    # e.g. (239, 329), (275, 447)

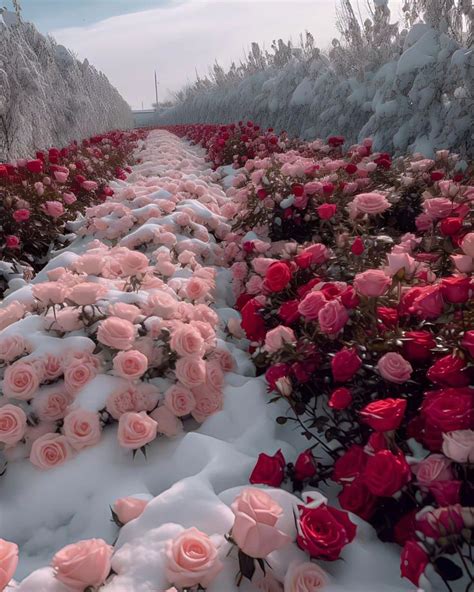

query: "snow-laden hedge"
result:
(0, 10), (133, 160)
(158, 24), (473, 158)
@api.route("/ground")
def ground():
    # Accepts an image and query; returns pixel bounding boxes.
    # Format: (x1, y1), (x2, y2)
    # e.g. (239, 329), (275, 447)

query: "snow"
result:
(1, 131), (414, 591)
(0, 12), (132, 160)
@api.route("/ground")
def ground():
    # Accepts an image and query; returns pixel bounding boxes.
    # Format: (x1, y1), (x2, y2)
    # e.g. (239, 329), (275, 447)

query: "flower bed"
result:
(0, 130), (147, 295)
(165, 122), (474, 591)
(0, 125), (472, 591)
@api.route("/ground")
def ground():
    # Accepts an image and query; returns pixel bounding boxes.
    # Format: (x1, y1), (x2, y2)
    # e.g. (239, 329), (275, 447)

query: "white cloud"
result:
(52, 0), (337, 110)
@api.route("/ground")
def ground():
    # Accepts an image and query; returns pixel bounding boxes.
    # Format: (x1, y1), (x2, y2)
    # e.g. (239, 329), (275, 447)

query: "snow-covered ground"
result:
(1, 131), (413, 591)
(0, 10), (132, 161)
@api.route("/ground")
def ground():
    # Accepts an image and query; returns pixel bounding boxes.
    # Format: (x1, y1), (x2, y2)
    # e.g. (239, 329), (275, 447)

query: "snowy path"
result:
(1, 131), (411, 591)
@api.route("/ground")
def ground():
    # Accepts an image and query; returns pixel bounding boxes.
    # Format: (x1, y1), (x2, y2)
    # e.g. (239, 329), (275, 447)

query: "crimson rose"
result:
(331, 348), (362, 383)
(360, 398), (407, 432)
(264, 262), (292, 292)
(363, 450), (411, 496)
(297, 500), (356, 560)
(249, 450), (286, 487)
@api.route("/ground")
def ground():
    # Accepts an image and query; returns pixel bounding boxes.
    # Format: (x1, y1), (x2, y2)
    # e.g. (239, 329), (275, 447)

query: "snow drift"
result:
(157, 22), (473, 158)
(0, 10), (133, 161)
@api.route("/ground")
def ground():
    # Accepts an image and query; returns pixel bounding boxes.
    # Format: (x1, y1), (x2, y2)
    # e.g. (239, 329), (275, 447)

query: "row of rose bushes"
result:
(166, 122), (474, 591)
(0, 487), (352, 591)
(0, 129), (147, 295)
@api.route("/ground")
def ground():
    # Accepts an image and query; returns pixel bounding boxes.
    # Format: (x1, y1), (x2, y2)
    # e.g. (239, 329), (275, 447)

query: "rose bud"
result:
(328, 387), (352, 410)
(249, 450), (286, 487)
(294, 449), (317, 481)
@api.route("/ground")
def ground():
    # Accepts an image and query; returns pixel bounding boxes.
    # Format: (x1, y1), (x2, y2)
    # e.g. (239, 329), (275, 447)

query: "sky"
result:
(13, 0), (350, 110)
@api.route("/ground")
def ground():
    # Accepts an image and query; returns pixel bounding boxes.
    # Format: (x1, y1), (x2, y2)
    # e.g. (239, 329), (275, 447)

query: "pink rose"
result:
(423, 197), (453, 219)
(170, 325), (205, 357)
(209, 348), (235, 373)
(3, 361), (41, 400)
(144, 292), (178, 318)
(64, 357), (99, 394)
(318, 300), (349, 335)
(49, 307), (83, 332)
(0, 539), (18, 589)
(377, 352), (412, 383)
(451, 255), (473, 273)
(205, 361), (224, 395)
(42, 354), (64, 380)
(116, 250), (149, 276)
(460, 232), (474, 257)
(54, 171), (69, 183)
(30, 433), (72, 469)
(284, 561), (328, 591)
(113, 497), (148, 525)
(113, 350), (148, 380)
(185, 277), (209, 301)
(63, 192), (77, 205)
(165, 528), (222, 588)
(97, 317), (136, 350)
(108, 302), (141, 323)
(81, 180), (99, 191)
(43, 200), (64, 218)
(191, 386), (223, 423)
(74, 254), (105, 275)
(32, 386), (72, 421)
(32, 282), (68, 305)
(164, 384), (196, 416)
(0, 335), (26, 362)
(301, 244), (329, 265)
(442, 430), (474, 463)
(0, 404), (27, 447)
(231, 488), (291, 558)
(106, 384), (159, 420)
(52, 538), (113, 590)
(150, 405), (183, 437)
(12, 208), (30, 222)
(298, 292), (327, 320)
(175, 357), (206, 388)
(264, 326), (296, 353)
(68, 283), (107, 306)
(354, 270), (391, 297)
(63, 409), (102, 451)
(351, 192), (390, 215)
(117, 411), (158, 449)
(412, 454), (453, 486)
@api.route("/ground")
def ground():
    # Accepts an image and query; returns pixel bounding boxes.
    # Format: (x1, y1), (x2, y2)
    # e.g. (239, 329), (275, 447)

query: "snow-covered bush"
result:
(0, 10), (133, 161)
(157, 1), (473, 158)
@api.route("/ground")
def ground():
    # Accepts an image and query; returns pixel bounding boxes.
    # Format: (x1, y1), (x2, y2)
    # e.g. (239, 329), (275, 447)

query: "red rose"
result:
(249, 450), (286, 487)
(428, 480), (461, 506)
(363, 450), (411, 496)
(264, 262), (292, 292)
(439, 217), (463, 236)
(420, 388), (473, 450)
(340, 287), (359, 308)
(328, 136), (344, 147)
(360, 398), (407, 432)
(400, 541), (429, 586)
(351, 237), (364, 255)
(411, 285), (444, 319)
(240, 298), (266, 342)
(338, 479), (377, 521)
(297, 500), (356, 560)
(297, 278), (320, 299)
(291, 359), (318, 383)
(377, 307), (398, 329)
(278, 300), (300, 324)
(294, 252), (313, 269)
(5, 236), (20, 249)
(393, 510), (418, 546)
(364, 431), (389, 454)
(441, 276), (471, 303)
(235, 292), (252, 311)
(402, 331), (436, 363)
(430, 170), (444, 181)
(416, 505), (463, 540)
(294, 450), (317, 481)
(461, 330), (474, 358)
(427, 354), (470, 387)
(328, 387), (352, 410)
(291, 183), (304, 197)
(332, 445), (367, 484)
(331, 348), (362, 383)
(345, 163), (357, 174)
(317, 203), (337, 220)
(0, 164), (8, 177)
(265, 363), (291, 391)
(26, 159), (43, 174)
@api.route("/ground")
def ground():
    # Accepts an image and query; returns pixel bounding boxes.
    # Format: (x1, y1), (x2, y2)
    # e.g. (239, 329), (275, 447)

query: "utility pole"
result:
(154, 70), (159, 111)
